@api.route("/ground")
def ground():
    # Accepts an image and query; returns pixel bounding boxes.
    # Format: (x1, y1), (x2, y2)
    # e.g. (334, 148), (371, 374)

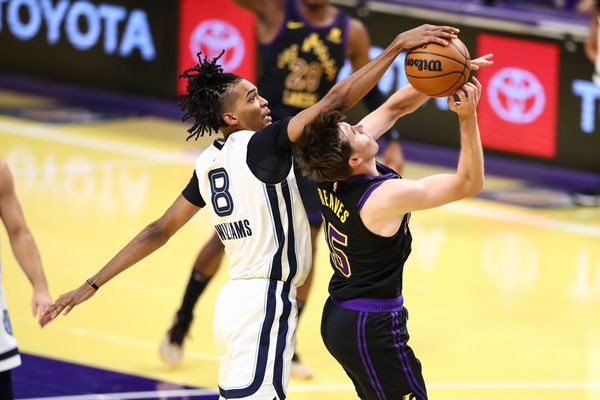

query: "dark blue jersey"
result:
(258, 0), (349, 120)
(317, 163), (412, 300)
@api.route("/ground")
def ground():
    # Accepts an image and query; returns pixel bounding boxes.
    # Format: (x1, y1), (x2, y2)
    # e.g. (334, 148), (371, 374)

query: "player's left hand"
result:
(40, 283), (96, 327)
(32, 287), (53, 327)
(470, 54), (494, 70)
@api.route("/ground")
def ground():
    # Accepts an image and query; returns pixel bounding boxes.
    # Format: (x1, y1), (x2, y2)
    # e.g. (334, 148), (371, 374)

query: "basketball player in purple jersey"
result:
(294, 72), (486, 398)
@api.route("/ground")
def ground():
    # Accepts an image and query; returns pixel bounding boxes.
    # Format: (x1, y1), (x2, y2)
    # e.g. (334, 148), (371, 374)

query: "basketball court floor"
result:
(1, 87), (600, 400)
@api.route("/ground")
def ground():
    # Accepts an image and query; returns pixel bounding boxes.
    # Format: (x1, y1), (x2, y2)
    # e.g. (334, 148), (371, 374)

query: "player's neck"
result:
(298, 2), (335, 26)
(352, 158), (378, 177)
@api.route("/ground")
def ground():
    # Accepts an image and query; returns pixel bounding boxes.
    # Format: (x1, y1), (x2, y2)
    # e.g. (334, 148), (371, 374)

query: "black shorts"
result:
(293, 161), (322, 228)
(321, 296), (427, 400)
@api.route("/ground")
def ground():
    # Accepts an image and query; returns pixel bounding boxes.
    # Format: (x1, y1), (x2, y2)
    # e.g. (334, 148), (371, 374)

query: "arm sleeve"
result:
(363, 86), (401, 142)
(181, 171), (205, 208)
(247, 117), (294, 184)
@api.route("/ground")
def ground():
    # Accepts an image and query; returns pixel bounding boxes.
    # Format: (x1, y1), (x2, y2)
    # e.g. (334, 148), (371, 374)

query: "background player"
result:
(294, 75), (485, 399)
(0, 158), (52, 399)
(160, 0), (406, 378)
(41, 25), (460, 400)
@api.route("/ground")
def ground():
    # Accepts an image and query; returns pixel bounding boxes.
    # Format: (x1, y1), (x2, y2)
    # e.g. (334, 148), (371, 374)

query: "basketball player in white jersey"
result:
(0, 158), (52, 399)
(41, 24), (459, 400)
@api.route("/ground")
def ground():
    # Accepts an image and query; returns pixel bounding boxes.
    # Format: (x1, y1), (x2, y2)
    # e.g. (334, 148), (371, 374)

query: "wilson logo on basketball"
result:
(405, 58), (442, 72)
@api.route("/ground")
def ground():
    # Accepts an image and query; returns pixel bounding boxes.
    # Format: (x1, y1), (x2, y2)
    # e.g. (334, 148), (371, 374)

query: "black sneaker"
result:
(159, 315), (192, 366)
(572, 185), (600, 206)
(291, 353), (313, 379)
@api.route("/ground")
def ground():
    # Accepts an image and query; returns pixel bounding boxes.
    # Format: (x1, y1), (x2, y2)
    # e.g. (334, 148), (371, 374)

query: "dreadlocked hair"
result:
(295, 111), (353, 182)
(178, 50), (242, 140)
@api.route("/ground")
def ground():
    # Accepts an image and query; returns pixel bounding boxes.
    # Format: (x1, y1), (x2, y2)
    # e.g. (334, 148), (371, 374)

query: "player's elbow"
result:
(145, 220), (172, 245)
(463, 176), (485, 198)
(320, 87), (353, 112)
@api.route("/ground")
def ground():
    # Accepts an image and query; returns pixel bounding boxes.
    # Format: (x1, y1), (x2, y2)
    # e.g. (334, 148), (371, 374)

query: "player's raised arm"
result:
(363, 78), (484, 224)
(286, 24), (460, 142)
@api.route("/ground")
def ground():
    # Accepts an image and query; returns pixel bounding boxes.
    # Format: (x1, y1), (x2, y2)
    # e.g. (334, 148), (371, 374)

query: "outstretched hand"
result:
(448, 77), (482, 117)
(398, 24), (459, 49)
(470, 54), (494, 70)
(32, 287), (53, 327)
(39, 283), (96, 327)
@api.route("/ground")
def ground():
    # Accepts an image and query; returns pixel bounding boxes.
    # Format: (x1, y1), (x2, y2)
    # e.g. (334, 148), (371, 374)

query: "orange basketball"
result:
(404, 37), (471, 97)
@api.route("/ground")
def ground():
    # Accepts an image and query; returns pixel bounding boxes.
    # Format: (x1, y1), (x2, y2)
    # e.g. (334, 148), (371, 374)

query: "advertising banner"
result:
(177, 0), (256, 95)
(0, 0), (178, 97)
(476, 34), (559, 158)
(336, 4), (600, 173)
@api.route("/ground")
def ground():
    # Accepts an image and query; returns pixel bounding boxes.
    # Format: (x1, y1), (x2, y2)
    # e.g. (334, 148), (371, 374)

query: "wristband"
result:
(86, 278), (99, 291)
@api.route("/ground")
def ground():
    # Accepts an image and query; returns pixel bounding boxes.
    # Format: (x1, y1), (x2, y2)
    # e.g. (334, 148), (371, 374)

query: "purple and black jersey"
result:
(317, 162), (412, 300)
(258, 0), (349, 120)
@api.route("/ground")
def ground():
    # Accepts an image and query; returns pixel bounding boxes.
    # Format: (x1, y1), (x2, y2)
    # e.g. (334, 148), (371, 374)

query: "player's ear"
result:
(348, 153), (361, 168)
(223, 112), (238, 126)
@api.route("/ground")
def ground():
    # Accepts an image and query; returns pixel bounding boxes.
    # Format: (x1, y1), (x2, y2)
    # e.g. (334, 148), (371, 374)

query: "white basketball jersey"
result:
(195, 130), (311, 286)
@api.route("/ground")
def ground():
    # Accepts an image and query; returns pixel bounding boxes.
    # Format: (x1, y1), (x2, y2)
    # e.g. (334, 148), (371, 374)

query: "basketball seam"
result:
(405, 71), (464, 79)
(450, 40), (468, 60)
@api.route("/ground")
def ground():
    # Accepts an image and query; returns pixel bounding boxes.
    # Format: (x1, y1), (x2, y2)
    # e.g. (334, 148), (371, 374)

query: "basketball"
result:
(404, 37), (471, 97)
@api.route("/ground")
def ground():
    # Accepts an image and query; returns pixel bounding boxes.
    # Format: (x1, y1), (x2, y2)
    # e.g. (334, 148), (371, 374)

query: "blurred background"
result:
(1, 1), (600, 399)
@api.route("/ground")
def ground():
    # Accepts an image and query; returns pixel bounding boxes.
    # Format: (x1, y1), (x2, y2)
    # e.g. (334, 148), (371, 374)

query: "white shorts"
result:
(213, 278), (297, 400)
(0, 279), (21, 372)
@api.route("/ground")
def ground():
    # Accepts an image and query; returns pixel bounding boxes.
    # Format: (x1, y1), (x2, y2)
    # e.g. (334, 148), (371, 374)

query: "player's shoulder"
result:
(347, 16), (367, 35)
(345, 16), (369, 52)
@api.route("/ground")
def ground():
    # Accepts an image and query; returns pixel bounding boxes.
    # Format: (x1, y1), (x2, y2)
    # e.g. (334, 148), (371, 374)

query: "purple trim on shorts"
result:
(331, 295), (404, 312)
(392, 312), (428, 400)
(357, 312), (387, 400)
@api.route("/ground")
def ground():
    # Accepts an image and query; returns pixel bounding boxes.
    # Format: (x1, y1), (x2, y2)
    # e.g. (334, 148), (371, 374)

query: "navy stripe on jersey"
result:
(273, 282), (292, 399)
(281, 180), (298, 282)
(219, 280), (278, 399)
(265, 184), (285, 281)
(213, 139), (225, 150)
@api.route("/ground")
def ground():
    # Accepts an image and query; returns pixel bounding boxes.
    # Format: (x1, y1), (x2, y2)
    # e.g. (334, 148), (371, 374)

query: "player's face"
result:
(339, 122), (379, 163)
(229, 79), (271, 131)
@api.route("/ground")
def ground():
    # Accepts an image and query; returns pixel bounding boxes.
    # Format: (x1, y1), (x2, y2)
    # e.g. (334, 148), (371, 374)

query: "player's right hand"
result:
(397, 24), (459, 49)
(40, 283), (96, 327)
(448, 77), (482, 117)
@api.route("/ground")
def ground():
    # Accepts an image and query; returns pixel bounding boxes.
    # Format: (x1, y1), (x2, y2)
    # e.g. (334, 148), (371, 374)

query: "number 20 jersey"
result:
(317, 163), (412, 300)
(193, 127), (311, 286)
(259, 0), (349, 119)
